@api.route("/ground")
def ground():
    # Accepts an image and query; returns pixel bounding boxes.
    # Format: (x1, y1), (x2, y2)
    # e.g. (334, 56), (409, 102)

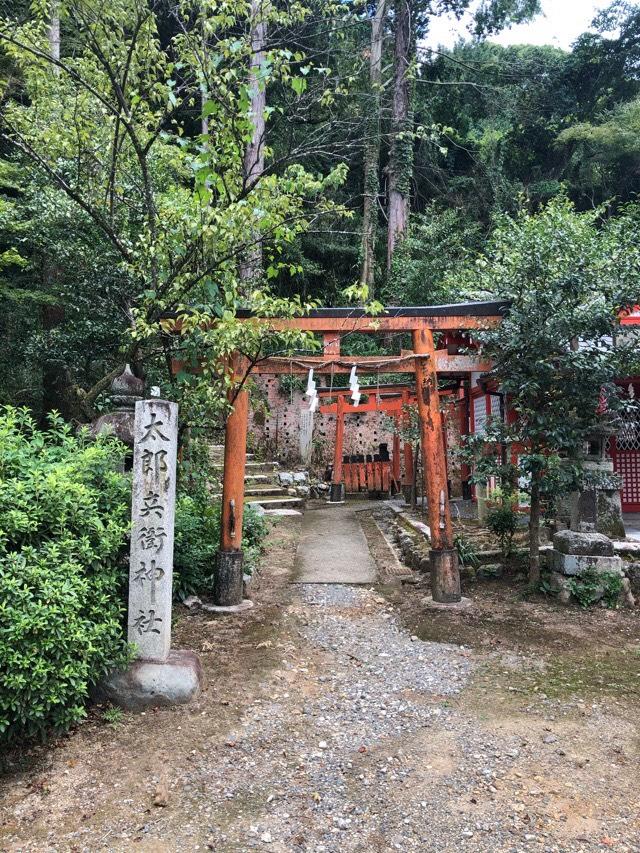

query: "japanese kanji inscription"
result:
(128, 399), (178, 660)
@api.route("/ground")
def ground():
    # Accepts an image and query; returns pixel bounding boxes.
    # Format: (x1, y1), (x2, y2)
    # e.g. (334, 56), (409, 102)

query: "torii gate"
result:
(213, 301), (507, 607)
(315, 382), (435, 500)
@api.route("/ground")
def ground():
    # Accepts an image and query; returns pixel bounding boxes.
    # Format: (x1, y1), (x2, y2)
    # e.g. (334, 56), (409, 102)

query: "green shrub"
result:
(486, 501), (519, 558)
(174, 496), (267, 600)
(173, 494), (220, 599)
(0, 407), (131, 742)
(454, 533), (480, 568)
(242, 503), (268, 574)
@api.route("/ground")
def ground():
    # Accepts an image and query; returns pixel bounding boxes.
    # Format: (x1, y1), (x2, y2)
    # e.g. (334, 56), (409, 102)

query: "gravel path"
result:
(164, 584), (634, 853)
(1, 517), (638, 852)
(173, 583), (477, 851)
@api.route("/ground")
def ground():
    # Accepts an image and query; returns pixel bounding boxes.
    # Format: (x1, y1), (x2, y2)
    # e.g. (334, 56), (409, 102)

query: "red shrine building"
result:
(611, 307), (640, 512)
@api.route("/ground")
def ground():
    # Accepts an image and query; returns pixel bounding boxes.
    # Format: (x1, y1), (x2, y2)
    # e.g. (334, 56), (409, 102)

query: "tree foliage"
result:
(1, 0), (640, 426)
(459, 197), (640, 581)
(0, 0), (349, 423)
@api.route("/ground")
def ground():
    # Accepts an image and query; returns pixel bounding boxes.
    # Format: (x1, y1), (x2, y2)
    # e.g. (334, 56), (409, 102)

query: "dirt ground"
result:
(0, 511), (639, 852)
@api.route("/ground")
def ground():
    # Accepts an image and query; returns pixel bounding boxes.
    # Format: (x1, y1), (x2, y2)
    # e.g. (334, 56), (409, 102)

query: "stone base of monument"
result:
(202, 599), (254, 614)
(552, 551), (623, 575)
(96, 650), (203, 711)
(548, 530), (635, 608)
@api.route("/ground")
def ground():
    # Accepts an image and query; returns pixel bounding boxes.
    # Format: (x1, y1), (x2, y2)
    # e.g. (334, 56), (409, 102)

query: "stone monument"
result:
(299, 407), (314, 465)
(547, 529), (635, 608)
(128, 399), (178, 660)
(571, 430), (625, 539)
(98, 399), (202, 709)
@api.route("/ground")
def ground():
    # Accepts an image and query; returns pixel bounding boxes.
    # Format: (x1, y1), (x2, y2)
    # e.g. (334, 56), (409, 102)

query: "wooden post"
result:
(460, 381), (472, 499)
(330, 393), (346, 502)
(403, 441), (415, 505)
(323, 332), (341, 356)
(403, 441), (414, 484)
(392, 429), (401, 492)
(441, 404), (450, 492)
(401, 388), (415, 504)
(412, 328), (460, 602)
(216, 359), (249, 606)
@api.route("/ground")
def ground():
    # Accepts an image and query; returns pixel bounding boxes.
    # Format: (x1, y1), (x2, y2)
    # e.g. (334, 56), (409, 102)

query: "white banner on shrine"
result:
(299, 407), (314, 464)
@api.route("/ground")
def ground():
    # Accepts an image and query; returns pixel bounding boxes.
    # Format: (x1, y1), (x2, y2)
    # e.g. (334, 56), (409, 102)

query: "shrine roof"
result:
(234, 299), (510, 320)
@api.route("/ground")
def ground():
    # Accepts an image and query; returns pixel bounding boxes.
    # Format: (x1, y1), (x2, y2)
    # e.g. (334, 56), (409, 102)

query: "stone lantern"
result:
(90, 364), (144, 450)
(570, 425), (625, 539)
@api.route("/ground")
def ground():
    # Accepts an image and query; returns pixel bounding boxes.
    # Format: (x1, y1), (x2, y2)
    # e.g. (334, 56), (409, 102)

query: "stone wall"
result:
(248, 376), (399, 468)
(248, 376), (465, 496)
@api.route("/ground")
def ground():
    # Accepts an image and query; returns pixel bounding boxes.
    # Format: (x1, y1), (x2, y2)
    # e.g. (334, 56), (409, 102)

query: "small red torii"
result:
(620, 305), (640, 325)
(313, 382), (459, 502)
(316, 383), (416, 498)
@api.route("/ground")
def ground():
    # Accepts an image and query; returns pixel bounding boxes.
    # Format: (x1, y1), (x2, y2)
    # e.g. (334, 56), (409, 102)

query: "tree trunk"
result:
(239, 0), (268, 286)
(386, 0), (414, 271)
(49, 2), (60, 69)
(201, 18), (209, 138)
(528, 466), (542, 586)
(359, 0), (387, 294)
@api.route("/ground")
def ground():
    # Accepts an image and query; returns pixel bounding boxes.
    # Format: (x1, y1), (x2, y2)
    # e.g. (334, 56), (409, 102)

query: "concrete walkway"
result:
(293, 504), (377, 583)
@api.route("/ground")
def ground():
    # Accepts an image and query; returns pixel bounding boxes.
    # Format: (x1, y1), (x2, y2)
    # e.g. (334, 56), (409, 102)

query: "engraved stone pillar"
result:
(128, 399), (178, 660)
(97, 398), (202, 709)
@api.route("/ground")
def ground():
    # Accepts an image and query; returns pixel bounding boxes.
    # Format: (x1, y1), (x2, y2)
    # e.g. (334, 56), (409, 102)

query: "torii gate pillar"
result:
(215, 360), (249, 606)
(401, 388), (415, 504)
(412, 329), (461, 603)
(329, 393), (346, 502)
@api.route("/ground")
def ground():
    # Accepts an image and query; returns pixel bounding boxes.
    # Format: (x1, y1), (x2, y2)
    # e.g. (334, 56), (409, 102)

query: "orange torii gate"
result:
(314, 382), (432, 500)
(213, 301), (506, 607)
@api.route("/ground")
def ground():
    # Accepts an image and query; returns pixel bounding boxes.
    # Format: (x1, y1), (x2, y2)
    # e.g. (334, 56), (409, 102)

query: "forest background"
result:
(4, 0), (640, 743)
(1, 0), (640, 423)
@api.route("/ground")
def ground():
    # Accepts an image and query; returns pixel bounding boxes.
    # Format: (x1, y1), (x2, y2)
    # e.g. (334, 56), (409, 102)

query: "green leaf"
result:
(291, 77), (307, 97)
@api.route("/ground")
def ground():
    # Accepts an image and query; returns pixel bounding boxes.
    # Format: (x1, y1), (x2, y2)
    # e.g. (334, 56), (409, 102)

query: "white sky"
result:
(425, 0), (615, 51)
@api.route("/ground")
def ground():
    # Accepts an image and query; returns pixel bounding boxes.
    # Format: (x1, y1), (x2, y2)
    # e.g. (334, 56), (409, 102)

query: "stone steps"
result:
(209, 443), (305, 513)
(245, 486), (287, 498)
(213, 471), (301, 512)
(247, 496), (304, 510)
